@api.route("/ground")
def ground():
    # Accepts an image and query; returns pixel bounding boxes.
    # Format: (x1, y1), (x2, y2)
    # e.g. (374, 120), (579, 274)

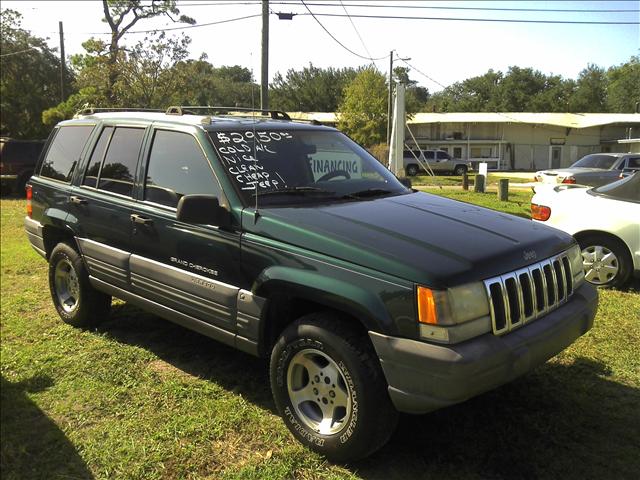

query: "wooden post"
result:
(474, 174), (485, 193)
(462, 172), (469, 190)
(260, 0), (269, 110)
(498, 178), (509, 201)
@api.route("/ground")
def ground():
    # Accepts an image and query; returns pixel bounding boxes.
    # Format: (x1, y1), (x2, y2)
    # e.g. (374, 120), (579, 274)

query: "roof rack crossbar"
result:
(75, 107), (165, 116)
(165, 105), (291, 120)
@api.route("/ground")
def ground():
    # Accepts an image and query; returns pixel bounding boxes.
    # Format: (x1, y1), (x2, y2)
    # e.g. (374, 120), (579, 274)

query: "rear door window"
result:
(97, 127), (145, 196)
(39, 125), (94, 182)
(144, 130), (221, 208)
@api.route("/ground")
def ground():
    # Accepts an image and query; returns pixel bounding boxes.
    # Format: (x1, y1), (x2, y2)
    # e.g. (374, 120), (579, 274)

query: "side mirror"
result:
(398, 177), (412, 189)
(176, 195), (231, 228)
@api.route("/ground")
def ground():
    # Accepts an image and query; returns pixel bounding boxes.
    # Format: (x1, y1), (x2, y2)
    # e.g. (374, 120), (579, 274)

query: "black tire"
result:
(270, 312), (398, 462)
(453, 165), (467, 176)
(48, 242), (111, 328)
(406, 164), (419, 177)
(577, 234), (632, 289)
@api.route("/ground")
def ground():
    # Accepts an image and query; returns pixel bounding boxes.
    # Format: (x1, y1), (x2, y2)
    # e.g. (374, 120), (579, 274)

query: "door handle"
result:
(130, 214), (153, 226)
(70, 195), (88, 205)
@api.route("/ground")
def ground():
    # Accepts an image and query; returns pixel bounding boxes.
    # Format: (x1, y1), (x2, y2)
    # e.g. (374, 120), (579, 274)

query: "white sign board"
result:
(310, 153), (363, 181)
(478, 162), (488, 177)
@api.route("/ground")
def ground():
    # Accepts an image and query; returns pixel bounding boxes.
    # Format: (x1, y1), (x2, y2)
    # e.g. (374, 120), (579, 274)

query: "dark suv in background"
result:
(0, 137), (45, 195)
(25, 107), (598, 461)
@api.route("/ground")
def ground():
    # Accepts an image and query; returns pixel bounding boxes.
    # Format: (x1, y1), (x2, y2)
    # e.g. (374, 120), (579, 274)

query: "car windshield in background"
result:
(208, 129), (408, 206)
(590, 172), (640, 202)
(571, 154), (618, 169)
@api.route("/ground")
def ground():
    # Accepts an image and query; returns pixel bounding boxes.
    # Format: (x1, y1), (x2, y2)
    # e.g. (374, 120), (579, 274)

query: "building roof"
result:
(407, 112), (640, 128)
(289, 112), (640, 129)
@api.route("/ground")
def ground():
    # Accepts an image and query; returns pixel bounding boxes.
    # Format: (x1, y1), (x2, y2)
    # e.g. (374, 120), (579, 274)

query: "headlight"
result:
(416, 283), (491, 343)
(567, 243), (585, 287)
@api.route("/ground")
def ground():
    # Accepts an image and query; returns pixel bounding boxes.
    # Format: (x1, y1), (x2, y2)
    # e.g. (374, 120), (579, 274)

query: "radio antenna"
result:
(250, 58), (260, 222)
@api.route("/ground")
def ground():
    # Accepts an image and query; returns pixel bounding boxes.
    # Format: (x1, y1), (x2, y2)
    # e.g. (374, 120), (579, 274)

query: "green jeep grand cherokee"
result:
(24, 107), (598, 461)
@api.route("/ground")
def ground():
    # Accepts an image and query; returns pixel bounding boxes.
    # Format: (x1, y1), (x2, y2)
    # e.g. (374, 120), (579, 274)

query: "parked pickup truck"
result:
(25, 107), (598, 461)
(403, 149), (472, 176)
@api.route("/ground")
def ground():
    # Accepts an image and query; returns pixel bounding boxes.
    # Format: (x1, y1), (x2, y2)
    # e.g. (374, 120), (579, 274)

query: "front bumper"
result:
(369, 282), (598, 414)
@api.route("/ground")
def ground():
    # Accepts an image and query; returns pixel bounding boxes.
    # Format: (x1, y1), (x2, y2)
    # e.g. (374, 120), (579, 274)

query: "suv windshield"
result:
(571, 154), (618, 169)
(208, 129), (408, 206)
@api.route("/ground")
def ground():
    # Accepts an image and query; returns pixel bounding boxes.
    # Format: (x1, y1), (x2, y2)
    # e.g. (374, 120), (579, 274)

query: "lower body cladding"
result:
(369, 283), (598, 414)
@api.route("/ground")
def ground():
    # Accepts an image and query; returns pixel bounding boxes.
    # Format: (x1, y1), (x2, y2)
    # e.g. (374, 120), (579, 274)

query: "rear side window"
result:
(144, 130), (221, 208)
(627, 157), (640, 170)
(83, 127), (114, 188)
(97, 127), (145, 196)
(40, 125), (94, 182)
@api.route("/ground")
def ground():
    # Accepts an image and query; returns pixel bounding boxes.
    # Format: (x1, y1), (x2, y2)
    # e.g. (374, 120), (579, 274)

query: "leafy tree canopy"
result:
(1, 9), (72, 138)
(338, 68), (388, 146)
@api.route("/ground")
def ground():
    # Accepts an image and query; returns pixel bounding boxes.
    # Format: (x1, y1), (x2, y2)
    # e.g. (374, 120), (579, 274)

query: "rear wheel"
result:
(270, 313), (398, 462)
(48, 242), (111, 327)
(577, 234), (632, 289)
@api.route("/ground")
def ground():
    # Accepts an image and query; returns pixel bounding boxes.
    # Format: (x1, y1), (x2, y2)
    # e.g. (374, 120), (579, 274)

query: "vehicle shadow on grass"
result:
(1, 375), (94, 480)
(353, 358), (640, 480)
(102, 303), (275, 413)
(100, 305), (639, 480)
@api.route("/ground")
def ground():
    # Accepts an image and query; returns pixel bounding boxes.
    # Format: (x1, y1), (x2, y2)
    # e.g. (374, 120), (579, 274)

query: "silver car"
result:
(535, 153), (640, 187)
(403, 149), (472, 176)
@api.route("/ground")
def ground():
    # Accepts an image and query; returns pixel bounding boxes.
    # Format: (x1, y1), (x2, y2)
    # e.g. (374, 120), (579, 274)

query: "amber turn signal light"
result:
(531, 203), (551, 221)
(417, 286), (438, 325)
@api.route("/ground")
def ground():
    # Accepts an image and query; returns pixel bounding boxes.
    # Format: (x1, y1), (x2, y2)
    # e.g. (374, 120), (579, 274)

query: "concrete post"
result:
(498, 178), (509, 201)
(474, 174), (486, 193)
(462, 172), (469, 190)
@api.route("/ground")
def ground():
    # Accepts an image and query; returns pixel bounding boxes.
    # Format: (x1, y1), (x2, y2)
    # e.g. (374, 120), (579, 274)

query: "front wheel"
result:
(406, 164), (419, 176)
(270, 313), (398, 462)
(577, 234), (632, 289)
(453, 165), (467, 176)
(48, 242), (112, 328)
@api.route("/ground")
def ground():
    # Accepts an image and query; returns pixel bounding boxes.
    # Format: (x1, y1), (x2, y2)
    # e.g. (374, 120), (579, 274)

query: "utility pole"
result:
(59, 21), (65, 103)
(261, 0), (269, 110)
(386, 50), (393, 145)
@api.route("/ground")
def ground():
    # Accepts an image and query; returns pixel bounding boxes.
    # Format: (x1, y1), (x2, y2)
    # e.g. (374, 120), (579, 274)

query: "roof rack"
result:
(165, 106), (291, 121)
(75, 107), (165, 116)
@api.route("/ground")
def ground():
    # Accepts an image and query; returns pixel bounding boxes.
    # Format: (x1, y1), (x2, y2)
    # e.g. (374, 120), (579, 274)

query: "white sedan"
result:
(531, 173), (640, 288)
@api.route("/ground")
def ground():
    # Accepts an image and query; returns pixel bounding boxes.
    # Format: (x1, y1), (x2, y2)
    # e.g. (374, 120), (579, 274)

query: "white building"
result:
(292, 112), (640, 171)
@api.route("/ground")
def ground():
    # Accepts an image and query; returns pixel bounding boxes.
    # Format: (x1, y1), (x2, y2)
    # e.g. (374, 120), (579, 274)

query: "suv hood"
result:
(243, 192), (574, 288)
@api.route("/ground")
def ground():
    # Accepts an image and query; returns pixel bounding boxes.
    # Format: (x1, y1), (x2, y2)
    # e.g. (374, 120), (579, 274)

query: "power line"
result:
(296, 12), (640, 25)
(0, 47), (40, 58)
(339, 0), (375, 66)
(176, 1), (640, 14)
(395, 55), (448, 90)
(270, 1), (640, 14)
(300, 0), (387, 61)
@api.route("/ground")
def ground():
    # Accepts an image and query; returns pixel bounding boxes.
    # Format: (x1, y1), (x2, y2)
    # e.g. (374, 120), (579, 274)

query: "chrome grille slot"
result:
(562, 256), (573, 296)
(543, 262), (557, 306)
(484, 251), (576, 336)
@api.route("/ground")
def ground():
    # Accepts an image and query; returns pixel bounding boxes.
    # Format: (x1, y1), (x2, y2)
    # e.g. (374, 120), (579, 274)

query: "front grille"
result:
(484, 252), (574, 335)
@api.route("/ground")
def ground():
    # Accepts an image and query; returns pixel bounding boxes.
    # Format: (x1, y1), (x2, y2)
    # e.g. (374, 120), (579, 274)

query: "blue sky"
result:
(5, 1), (639, 92)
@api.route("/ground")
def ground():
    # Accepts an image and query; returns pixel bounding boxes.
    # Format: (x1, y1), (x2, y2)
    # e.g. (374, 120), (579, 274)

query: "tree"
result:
(568, 64), (608, 112)
(393, 66), (430, 113)
(270, 64), (361, 111)
(607, 56), (640, 113)
(0, 9), (72, 138)
(338, 68), (387, 146)
(101, 0), (194, 102)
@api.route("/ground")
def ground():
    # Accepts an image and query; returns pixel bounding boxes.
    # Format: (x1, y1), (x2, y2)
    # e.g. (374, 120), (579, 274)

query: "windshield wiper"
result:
(342, 188), (394, 199)
(251, 186), (336, 197)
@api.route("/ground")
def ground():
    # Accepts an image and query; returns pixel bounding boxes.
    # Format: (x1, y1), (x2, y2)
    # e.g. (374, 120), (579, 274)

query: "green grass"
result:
(2, 197), (639, 480)
(411, 173), (532, 187)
